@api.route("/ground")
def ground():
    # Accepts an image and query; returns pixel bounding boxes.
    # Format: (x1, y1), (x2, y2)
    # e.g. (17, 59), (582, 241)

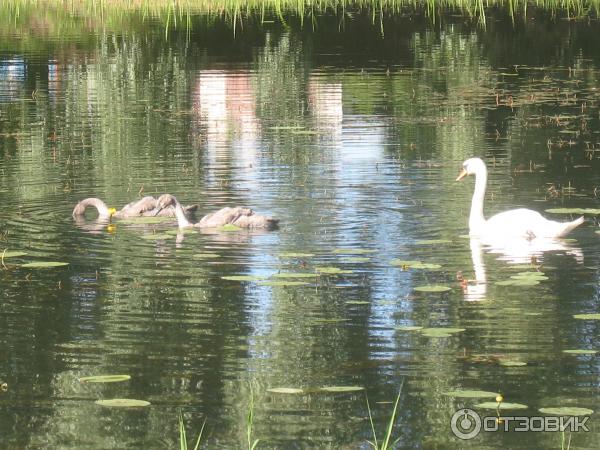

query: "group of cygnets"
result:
(72, 194), (279, 230)
(74, 158), (588, 239)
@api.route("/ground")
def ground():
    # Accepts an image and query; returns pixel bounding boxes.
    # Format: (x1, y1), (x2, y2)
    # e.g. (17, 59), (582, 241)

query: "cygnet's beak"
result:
(456, 168), (468, 182)
(151, 205), (164, 216)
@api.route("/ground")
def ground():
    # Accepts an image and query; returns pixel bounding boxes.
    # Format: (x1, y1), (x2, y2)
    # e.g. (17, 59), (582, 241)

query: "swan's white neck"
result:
(173, 200), (192, 228)
(469, 165), (488, 234)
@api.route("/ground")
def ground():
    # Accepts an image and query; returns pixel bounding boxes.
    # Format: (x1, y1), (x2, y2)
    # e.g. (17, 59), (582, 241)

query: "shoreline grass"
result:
(4, 0), (600, 24)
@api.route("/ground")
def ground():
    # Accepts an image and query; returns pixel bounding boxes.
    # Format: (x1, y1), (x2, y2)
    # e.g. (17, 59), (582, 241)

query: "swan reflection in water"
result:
(463, 235), (583, 302)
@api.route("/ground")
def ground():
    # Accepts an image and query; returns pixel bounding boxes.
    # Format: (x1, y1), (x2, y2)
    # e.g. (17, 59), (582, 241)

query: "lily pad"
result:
(279, 252), (315, 258)
(320, 386), (364, 393)
(141, 233), (173, 240)
(267, 387), (304, 394)
(192, 253), (220, 259)
(499, 360), (527, 367)
(475, 402), (528, 410)
(562, 349), (598, 355)
(414, 285), (452, 293)
(539, 407), (594, 416)
(271, 272), (317, 279)
(390, 259), (441, 269)
(443, 390), (500, 398)
(545, 208), (600, 215)
(573, 313), (600, 320)
(414, 239), (452, 245)
(315, 266), (353, 275)
(79, 375), (131, 383)
(332, 248), (376, 254)
(396, 326), (423, 331)
(21, 261), (69, 268)
(119, 216), (171, 224)
(258, 281), (309, 287)
(421, 327), (465, 338)
(0, 251), (27, 259)
(514, 271), (546, 278)
(221, 275), (267, 282)
(95, 399), (150, 407)
(217, 224), (242, 232)
(390, 259), (421, 267)
(495, 279), (540, 286)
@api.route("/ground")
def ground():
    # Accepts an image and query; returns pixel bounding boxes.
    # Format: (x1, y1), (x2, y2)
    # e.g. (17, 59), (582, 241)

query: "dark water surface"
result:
(1, 10), (600, 449)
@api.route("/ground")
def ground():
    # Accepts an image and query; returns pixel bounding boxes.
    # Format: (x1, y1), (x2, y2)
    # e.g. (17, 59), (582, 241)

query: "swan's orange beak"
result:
(456, 168), (468, 182)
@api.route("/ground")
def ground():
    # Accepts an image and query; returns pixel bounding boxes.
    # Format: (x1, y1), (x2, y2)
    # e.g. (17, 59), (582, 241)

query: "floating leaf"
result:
(390, 259), (421, 267)
(573, 313), (600, 320)
(514, 271), (546, 278)
(258, 281), (309, 287)
(192, 253), (220, 259)
(217, 224), (242, 232)
(21, 261), (69, 268)
(221, 275), (266, 282)
(414, 239), (452, 245)
(414, 285), (452, 293)
(315, 266), (353, 275)
(95, 399), (150, 407)
(332, 248), (376, 254)
(443, 390), (500, 398)
(267, 387), (304, 394)
(279, 252), (315, 258)
(545, 208), (600, 215)
(475, 402), (528, 410)
(346, 301), (370, 305)
(141, 233), (173, 240)
(0, 251), (27, 259)
(499, 360), (527, 367)
(539, 407), (594, 416)
(271, 272), (316, 279)
(391, 259), (442, 270)
(495, 279), (540, 286)
(320, 386), (364, 393)
(79, 375), (131, 383)
(562, 349), (598, 355)
(396, 326), (423, 331)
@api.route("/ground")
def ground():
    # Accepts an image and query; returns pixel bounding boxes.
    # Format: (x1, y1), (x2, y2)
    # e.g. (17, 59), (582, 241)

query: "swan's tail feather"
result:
(556, 216), (584, 238)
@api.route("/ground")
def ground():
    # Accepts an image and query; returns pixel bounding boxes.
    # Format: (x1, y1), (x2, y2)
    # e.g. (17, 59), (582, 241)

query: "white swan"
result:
(456, 158), (584, 238)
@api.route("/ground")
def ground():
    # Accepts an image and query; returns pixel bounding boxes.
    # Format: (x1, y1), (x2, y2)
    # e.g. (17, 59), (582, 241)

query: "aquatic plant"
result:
(178, 411), (205, 450)
(366, 380), (404, 450)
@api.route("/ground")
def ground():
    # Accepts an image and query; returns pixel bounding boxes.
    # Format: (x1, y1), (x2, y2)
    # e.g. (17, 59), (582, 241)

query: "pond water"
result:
(1, 8), (600, 449)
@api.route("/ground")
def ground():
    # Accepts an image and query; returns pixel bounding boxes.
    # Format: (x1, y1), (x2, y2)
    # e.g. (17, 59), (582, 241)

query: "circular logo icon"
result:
(451, 408), (481, 440)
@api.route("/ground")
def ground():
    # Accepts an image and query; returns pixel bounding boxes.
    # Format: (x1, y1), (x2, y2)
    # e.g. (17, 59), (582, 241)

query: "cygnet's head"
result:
(152, 194), (178, 216)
